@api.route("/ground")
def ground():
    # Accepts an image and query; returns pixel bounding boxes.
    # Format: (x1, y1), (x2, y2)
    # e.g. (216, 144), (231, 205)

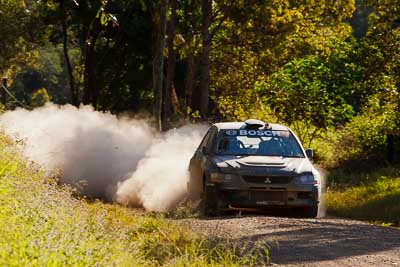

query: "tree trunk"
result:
(184, 50), (195, 111)
(1, 78), (7, 106)
(60, 0), (78, 106)
(81, 23), (90, 104)
(82, 39), (97, 105)
(162, 0), (177, 131)
(153, 0), (168, 131)
(82, 20), (99, 107)
(199, 0), (212, 119)
(84, 43), (97, 105)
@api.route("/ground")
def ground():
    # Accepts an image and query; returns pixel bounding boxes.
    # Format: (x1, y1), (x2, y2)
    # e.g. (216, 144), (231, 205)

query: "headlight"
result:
(295, 174), (318, 185)
(210, 172), (222, 183)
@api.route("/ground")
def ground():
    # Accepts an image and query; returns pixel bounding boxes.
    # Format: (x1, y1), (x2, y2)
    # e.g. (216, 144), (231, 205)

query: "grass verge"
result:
(0, 134), (268, 266)
(325, 167), (400, 227)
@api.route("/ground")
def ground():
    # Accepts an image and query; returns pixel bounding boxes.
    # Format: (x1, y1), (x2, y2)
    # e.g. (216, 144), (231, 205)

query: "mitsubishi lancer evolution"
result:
(188, 119), (321, 217)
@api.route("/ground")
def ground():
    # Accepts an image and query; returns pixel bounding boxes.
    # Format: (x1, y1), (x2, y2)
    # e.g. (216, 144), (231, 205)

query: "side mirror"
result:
(305, 148), (314, 158)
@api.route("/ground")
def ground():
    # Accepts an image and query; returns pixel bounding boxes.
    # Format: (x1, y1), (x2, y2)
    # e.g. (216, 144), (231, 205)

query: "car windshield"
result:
(216, 129), (304, 157)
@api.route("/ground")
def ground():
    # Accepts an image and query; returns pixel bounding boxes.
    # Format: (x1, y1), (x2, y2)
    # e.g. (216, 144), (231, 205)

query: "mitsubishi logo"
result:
(264, 177), (272, 184)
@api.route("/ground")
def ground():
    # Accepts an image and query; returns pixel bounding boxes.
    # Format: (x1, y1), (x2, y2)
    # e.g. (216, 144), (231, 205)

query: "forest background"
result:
(1, 0), (400, 222)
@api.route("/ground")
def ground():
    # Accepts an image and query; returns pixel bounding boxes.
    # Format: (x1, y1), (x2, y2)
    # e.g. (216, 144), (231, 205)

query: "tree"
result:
(152, 0), (168, 131)
(60, 0), (77, 105)
(198, 0), (212, 119)
(38, 0), (155, 112)
(162, 0), (177, 130)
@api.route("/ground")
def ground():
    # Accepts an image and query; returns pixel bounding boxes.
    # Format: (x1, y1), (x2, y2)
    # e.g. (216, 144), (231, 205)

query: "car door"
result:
(188, 127), (219, 195)
(202, 127), (219, 176)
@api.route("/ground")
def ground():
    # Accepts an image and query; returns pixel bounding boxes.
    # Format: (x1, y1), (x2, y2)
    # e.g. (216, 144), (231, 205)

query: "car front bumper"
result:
(209, 184), (319, 209)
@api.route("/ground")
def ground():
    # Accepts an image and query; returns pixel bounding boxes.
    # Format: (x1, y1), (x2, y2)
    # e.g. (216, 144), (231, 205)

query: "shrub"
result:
(312, 92), (398, 168)
(31, 88), (50, 107)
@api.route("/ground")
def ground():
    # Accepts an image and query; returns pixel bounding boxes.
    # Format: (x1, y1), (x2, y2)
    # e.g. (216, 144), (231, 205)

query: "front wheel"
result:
(303, 205), (318, 218)
(201, 186), (224, 217)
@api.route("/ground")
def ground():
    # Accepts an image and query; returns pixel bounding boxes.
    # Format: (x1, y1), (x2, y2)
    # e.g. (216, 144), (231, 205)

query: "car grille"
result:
(242, 175), (293, 184)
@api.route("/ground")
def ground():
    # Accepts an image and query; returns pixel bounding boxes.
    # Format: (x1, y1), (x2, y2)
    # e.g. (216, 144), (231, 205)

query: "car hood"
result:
(212, 155), (314, 175)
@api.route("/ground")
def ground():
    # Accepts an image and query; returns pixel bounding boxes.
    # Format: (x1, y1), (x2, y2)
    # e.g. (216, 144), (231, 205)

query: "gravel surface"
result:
(183, 214), (400, 266)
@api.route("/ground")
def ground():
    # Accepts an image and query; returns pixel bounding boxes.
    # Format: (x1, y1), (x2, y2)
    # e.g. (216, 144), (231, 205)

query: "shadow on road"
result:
(202, 210), (400, 265)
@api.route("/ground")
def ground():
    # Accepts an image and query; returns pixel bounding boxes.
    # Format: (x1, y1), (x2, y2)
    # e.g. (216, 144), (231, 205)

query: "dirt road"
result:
(184, 214), (400, 266)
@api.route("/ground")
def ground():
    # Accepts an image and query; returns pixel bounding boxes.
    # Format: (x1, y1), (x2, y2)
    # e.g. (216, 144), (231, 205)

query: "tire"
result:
(201, 186), (224, 217)
(303, 205), (318, 218)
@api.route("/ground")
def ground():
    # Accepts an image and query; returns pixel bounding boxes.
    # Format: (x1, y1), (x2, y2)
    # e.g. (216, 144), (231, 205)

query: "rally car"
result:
(188, 119), (321, 217)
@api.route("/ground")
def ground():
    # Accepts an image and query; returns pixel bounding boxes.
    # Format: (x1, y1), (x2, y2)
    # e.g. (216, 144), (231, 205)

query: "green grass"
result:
(325, 167), (400, 226)
(0, 134), (268, 266)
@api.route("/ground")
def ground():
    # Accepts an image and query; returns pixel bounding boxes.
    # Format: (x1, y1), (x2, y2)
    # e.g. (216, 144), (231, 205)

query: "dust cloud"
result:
(0, 103), (206, 212)
(115, 126), (206, 211)
(317, 167), (327, 218)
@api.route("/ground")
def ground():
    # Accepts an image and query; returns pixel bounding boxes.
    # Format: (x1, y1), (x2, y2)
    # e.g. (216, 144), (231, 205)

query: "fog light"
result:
(295, 174), (318, 185)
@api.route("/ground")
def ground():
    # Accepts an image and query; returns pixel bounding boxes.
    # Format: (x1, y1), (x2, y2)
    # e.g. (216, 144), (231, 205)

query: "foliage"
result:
(312, 92), (398, 167)
(0, 0), (399, 165)
(358, 0), (400, 124)
(0, 133), (268, 266)
(341, 95), (397, 153)
(31, 88), (50, 107)
(256, 43), (365, 143)
(210, 0), (356, 121)
(0, 0), (45, 76)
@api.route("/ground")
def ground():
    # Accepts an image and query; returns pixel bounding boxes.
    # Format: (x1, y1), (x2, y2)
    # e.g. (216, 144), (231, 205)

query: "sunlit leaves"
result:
(257, 53), (359, 131)
(0, 0), (44, 76)
(210, 0), (357, 126)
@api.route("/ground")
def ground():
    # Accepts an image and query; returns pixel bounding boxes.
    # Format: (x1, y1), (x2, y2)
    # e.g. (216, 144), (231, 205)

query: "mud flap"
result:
(187, 169), (203, 200)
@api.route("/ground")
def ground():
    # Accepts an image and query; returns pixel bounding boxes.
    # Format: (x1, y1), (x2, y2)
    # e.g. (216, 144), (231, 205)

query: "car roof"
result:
(213, 121), (289, 131)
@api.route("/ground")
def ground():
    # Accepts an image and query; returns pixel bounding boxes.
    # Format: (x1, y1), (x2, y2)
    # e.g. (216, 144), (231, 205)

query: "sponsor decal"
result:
(225, 130), (238, 136)
(224, 129), (282, 137)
